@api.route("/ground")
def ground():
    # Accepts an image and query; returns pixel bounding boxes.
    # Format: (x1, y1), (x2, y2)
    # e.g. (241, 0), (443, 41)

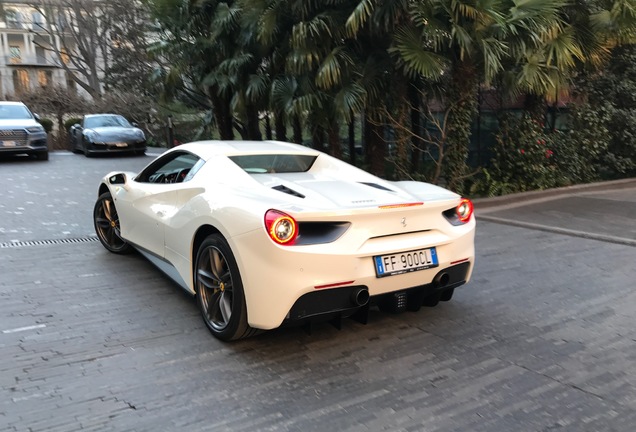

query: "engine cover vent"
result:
(272, 185), (305, 198)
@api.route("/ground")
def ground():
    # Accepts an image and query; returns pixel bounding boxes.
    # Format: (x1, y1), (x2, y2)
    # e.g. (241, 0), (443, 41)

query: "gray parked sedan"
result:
(70, 114), (147, 157)
(0, 101), (48, 161)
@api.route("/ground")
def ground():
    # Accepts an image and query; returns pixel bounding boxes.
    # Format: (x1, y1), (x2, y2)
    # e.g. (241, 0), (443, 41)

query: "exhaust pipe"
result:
(351, 288), (370, 307)
(433, 272), (450, 288)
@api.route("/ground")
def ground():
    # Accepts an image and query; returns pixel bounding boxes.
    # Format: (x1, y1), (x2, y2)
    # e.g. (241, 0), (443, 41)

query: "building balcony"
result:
(3, 54), (60, 67)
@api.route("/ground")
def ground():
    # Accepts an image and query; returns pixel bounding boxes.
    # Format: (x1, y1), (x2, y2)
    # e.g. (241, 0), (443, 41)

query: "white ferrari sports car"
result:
(94, 140), (475, 341)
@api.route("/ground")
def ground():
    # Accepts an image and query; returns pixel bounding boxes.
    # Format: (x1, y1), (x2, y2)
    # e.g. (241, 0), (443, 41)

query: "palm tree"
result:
(148, 0), (245, 140)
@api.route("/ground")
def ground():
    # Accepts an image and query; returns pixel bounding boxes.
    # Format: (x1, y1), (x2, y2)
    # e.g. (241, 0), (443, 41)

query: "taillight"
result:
(456, 198), (474, 223)
(265, 209), (298, 245)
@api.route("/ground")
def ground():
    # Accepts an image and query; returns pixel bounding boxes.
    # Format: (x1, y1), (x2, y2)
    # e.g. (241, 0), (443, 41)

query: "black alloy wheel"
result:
(93, 192), (133, 254)
(195, 234), (258, 341)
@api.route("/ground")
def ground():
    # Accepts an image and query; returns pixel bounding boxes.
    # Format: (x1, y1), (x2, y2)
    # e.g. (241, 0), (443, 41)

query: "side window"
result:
(136, 152), (202, 184)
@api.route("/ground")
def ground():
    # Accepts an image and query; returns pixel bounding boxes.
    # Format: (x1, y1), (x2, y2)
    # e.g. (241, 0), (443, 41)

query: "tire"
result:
(71, 140), (82, 154)
(35, 150), (48, 161)
(194, 234), (258, 341)
(93, 192), (133, 254)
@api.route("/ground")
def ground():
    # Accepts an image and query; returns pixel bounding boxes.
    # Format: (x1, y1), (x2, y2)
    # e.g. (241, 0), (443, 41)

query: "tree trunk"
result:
(364, 114), (386, 177)
(444, 60), (478, 193)
(209, 89), (233, 140)
(292, 115), (302, 144)
(328, 121), (342, 159)
(264, 113), (272, 140)
(311, 125), (324, 151)
(57, 112), (67, 150)
(348, 116), (356, 165)
(245, 103), (262, 140)
(274, 111), (287, 141)
(409, 83), (423, 173)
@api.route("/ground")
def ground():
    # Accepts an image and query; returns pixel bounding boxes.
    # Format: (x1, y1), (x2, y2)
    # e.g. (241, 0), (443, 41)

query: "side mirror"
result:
(132, 122), (139, 127)
(73, 123), (81, 129)
(108, 173), (127, 185)
(34, 113), (41, 121)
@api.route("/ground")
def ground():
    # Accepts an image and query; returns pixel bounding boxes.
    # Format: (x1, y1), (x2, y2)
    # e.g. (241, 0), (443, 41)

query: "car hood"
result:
(87, 127), (143, 140)
(0, 119), (39, 128)
(251, 173), (457, 210)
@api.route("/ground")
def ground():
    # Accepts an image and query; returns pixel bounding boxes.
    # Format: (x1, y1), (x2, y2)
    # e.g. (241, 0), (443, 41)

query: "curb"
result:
(473, 177), (636, 211)
(477, 214), (636, 247)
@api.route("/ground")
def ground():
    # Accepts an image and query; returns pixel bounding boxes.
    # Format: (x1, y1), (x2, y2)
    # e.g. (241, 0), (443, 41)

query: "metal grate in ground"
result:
(0, 236), (98, 249)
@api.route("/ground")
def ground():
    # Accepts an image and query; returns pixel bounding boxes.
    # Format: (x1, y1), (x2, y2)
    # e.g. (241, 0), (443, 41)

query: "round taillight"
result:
(264, 210), (298, 245)
(456, 198), (474, 223)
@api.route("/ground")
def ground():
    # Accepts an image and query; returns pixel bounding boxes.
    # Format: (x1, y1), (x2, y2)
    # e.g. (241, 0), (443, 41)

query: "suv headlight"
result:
(26, 125), (45, 133)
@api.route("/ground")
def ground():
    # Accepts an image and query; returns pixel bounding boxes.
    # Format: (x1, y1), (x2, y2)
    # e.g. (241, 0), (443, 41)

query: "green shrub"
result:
(64, 117), (82, 131)
(37, 117), (54, 133)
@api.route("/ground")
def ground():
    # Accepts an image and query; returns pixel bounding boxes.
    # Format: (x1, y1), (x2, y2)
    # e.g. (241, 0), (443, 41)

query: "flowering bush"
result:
(471, 113), (563, 196)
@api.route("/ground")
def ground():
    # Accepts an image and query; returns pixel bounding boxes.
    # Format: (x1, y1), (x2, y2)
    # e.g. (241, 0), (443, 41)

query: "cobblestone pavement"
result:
(1, 152), (635, 431)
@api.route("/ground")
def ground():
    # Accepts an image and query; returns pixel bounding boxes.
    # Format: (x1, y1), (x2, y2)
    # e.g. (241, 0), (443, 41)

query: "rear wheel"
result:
(93, 192), (133, 254)
(195, 234), (258, 341)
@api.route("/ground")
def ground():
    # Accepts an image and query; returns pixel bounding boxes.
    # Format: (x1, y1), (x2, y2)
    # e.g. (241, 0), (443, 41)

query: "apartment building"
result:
(0, 0), (81, 98)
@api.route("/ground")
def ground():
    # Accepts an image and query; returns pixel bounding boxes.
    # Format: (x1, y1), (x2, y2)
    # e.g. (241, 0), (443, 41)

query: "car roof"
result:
(0, 101), (27, 106)
(85, 113), (122, 118)
(178, 140), (321, 159)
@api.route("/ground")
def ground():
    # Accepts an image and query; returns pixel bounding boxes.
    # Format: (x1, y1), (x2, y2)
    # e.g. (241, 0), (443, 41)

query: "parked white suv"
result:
(0, 101), (48, 161)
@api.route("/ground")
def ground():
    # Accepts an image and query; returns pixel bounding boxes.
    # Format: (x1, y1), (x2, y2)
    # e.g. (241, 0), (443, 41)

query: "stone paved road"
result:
(1, 152), (635, 431)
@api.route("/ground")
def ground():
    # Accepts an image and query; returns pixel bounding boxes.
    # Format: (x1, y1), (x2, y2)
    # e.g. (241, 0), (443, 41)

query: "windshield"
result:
(0, 104), (33, 120)
(229, 154), (317, 173)
(84, 115), (132, 129)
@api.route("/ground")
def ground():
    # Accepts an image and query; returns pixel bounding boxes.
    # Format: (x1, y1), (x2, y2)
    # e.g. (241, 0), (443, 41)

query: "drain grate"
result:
(0, 236), (99, 249)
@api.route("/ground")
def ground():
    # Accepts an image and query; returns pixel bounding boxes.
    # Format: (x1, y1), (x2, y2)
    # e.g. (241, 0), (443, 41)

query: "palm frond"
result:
(316, 47), (354, 89)
(345, 0), (376, 37)
(390, 25), (447, 79)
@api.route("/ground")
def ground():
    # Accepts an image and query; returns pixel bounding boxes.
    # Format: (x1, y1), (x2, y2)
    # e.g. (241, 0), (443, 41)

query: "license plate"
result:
(1, 140), (16, 147)
(114, 142), (128, 148)
(374, 247), (438, 278)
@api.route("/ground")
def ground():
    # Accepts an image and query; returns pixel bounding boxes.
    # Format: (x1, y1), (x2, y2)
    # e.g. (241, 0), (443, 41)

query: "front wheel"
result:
(195, 234), (258, 341)
(93, 192), (133, 254)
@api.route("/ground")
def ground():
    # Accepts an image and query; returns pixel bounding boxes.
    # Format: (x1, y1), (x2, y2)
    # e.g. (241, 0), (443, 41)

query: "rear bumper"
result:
(285, 262), (471, 323)
(231, 219), (475, 330)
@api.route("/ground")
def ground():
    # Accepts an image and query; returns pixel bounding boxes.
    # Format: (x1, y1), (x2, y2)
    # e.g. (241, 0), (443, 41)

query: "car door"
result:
(115, 151), (201, 258)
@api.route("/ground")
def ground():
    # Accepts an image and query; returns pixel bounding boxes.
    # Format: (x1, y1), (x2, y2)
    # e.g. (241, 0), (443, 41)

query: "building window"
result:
(13, 70), (30, 94)
(60, 49), (70, 65)
(31, 12), (45, 29)
(9, 47), (21, 64)
(56, 12), (68, 30)
(5, 10), (23, 29)
(66, 73), (76, 94)
(38, 70), (52, 88)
